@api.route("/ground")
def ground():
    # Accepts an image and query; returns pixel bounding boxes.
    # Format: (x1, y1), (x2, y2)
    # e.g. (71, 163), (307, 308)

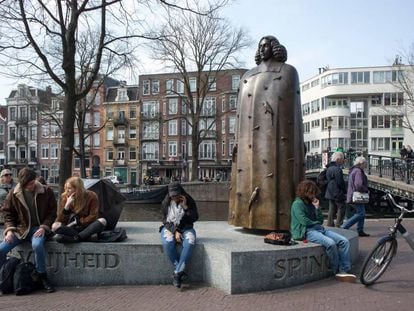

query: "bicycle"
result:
(360, 192), (414, 286)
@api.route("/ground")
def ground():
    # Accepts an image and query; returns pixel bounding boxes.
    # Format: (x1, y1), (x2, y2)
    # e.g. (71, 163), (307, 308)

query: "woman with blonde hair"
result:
(52, 177), (106, 243)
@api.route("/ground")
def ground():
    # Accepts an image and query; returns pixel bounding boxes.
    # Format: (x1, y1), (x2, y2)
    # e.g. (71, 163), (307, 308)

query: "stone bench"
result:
(2, 221), (359, 294)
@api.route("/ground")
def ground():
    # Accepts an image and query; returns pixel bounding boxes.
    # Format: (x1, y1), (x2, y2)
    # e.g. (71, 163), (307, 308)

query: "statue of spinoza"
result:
(228, 35), (305, 230)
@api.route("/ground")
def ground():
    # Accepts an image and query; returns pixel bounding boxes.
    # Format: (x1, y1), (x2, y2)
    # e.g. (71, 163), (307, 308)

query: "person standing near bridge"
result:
(342, 156), (370, 237)
(325, 152), (347, 227)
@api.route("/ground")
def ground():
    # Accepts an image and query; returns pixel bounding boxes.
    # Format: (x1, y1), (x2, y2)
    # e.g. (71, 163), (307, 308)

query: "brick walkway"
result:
(1, 219), (414, 311)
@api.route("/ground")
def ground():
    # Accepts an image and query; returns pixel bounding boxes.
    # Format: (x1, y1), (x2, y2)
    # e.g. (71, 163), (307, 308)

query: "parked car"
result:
(104, 175), (123, 184)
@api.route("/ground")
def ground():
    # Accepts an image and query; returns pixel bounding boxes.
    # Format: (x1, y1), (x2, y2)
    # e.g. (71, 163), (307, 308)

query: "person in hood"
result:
(159, 183), (198, 288)
(0, 167), (57, 293)
(342, 156), (370, 237)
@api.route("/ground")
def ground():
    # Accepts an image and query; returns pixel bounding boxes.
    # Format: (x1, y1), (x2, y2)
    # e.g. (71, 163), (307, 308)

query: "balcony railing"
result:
(141, 112), (160, 120)
(113, 117), (128, 126)
(115, 159), (127, 166)
(201, 130), (216, 138)
(29, 157), (38, 164)
(198, 152), (216, 160)
(18, 158), (28, 164)
(15, 117), (28, 125)
(16, 136), (27, 144)
(113, 138), (128, 146)
(390, 127), (404, 136)
(141, 133), (159, 141)
(141, 153), (159, 161)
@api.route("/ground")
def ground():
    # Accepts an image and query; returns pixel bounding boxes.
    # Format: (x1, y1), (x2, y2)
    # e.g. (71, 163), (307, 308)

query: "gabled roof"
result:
(106, 85), (139, 102)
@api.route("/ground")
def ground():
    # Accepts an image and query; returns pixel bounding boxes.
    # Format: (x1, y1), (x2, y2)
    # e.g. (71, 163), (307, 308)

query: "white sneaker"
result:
(335, 272), (356, 283)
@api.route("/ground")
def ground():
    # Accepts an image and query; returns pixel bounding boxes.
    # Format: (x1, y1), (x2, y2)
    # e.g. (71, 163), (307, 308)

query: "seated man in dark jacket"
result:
(0, 168), (57, 293)
(325, 152), (347, 227)
(159, 183), (198, 288)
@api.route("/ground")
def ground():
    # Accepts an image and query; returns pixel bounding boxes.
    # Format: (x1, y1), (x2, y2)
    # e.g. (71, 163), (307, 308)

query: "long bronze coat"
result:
(228, 61), (304, 230)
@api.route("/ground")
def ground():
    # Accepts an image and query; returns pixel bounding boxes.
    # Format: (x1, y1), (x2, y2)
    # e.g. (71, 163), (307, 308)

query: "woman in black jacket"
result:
(159, 183), (198, 288)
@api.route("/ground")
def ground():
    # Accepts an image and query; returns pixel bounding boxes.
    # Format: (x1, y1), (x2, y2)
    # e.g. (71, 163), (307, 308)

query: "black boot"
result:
(172, 271), (186, 288)
(55, 234), (80, 243)
(38, 272), (55, 293)
(78, 221), (105, 241)
(55, 226), (80, 243)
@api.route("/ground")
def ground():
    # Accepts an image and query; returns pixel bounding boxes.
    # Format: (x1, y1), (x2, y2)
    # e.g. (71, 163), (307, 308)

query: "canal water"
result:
(119, 201), (229, 222)
(119, 197), (411, 222)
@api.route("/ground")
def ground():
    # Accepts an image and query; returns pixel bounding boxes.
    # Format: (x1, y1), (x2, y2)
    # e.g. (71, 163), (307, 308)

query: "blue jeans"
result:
(0, 227), (47, 273)
(306, 227), (351, 273)
(342, 204), (366, 233)
(160, 227), (196, 274)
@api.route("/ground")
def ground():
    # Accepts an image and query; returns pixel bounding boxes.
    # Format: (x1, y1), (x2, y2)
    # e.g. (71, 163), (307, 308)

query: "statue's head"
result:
(255, 35), (287, 65)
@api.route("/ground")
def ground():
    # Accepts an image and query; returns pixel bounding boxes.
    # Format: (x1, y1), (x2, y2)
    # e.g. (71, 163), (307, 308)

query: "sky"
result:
(1, 0), (414, 105)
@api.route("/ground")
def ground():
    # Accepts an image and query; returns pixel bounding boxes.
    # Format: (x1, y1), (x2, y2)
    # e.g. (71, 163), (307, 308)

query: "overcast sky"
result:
(1, 0), (413, 105)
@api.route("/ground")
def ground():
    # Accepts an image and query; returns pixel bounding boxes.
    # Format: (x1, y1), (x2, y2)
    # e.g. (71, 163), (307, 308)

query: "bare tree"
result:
(389, 50), (414, 135)
(0, 0), (155, 191)
(150, 2), (250, 181)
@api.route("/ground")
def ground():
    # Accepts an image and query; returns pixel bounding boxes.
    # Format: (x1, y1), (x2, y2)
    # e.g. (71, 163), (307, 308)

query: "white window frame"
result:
(168, 141), (178, 157)
(232, 75), (240, 90)
(168, 98), (178, 115)
(143, 80), (150, 95)
(152, 80), (159, 94)
(168, 120), (178, 135)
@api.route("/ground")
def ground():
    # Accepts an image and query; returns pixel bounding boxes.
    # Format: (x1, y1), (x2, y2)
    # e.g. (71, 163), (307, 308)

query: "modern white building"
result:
(300, 65), (414, 158)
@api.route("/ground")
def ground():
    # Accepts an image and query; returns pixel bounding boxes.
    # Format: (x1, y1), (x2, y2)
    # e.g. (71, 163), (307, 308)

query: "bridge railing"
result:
(367, 154), (414, 184)
(305, 153), (414, 184)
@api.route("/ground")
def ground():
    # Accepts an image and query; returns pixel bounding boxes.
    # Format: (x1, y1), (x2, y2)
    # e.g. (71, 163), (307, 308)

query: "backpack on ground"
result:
(316, 169), (328, 194)
(0, 256), (21, 294)
(13, 261), (38, 296)
(97, 227), (127, 242)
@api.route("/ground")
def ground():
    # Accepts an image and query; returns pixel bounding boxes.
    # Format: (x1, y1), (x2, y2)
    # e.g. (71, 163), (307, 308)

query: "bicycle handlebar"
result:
(384, 192), (414, 214)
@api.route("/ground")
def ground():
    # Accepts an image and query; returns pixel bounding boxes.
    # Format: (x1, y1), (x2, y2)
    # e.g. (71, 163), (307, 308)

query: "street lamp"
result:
(326, 116), (333, 154)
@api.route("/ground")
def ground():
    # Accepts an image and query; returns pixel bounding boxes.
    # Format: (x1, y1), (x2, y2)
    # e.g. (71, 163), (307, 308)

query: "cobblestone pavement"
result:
(1, 219), (414, 311)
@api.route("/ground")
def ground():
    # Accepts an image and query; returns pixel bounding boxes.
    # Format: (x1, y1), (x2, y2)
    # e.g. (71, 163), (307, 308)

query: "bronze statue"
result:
(228, 35), (304, 230)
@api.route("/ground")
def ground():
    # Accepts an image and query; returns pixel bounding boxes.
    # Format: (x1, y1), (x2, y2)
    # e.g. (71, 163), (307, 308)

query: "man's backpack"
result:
(316, 169), (328, 194)
(0, 256), (21, 294)
(13, 261), (37, 296)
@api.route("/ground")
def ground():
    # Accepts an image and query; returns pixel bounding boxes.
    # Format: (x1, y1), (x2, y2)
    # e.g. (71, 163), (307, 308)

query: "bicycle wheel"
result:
(360, 238), (397, 286)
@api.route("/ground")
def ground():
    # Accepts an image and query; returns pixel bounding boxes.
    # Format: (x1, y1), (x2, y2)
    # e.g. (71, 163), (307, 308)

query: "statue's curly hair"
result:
(255, 35), (288, 65)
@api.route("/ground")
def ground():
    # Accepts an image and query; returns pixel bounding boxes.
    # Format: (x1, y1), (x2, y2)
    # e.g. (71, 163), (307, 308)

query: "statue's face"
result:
(259, 38), (272, 61)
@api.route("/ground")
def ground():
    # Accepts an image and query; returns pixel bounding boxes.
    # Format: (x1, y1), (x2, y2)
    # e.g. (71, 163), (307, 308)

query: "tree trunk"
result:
(58, 93), (76, 193)
(79, 129), (87, 178)
(190, 130), (199, 181)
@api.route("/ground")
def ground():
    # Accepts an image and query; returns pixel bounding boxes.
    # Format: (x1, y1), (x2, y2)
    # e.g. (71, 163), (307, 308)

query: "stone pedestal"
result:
(3, 221), (358, 294)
